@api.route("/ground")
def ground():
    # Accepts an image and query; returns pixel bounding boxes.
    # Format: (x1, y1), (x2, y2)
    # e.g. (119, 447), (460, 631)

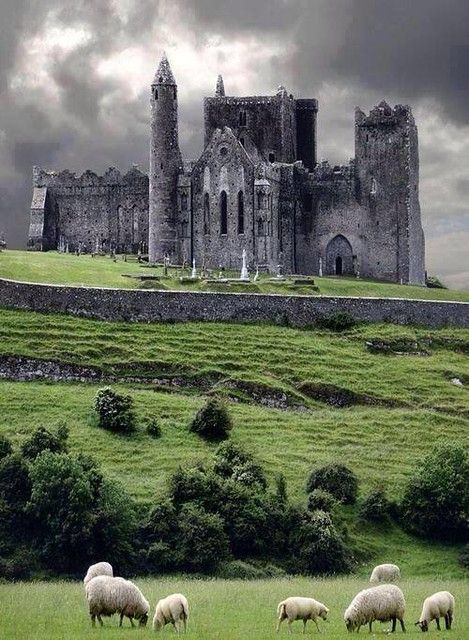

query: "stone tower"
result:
(149, 53), (183, 264)
(355, 101), (425, 284)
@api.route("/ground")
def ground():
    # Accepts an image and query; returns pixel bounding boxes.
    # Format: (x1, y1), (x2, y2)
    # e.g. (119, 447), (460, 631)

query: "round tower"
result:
(149, 53), (183, 264)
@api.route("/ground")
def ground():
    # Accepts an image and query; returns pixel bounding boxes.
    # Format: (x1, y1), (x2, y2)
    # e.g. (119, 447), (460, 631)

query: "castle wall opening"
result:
(326, 234), (353, 276)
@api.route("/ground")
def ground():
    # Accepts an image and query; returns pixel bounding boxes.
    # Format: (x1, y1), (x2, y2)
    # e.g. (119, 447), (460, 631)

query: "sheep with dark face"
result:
(415, 591), (454, 632)
(344, 584), (406, 633)
(85, 575), (149, 628)
(277, 597), (329, 633)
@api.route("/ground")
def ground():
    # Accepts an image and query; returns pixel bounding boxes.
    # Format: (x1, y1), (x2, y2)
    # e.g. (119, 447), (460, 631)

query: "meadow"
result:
(1, 249), (469, 300)
(1, 576), (468, 639)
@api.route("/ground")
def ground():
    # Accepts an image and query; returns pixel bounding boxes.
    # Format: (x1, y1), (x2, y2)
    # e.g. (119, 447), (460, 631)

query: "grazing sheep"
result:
(277, 597), (329, 633)
(153, 593), (189, 633)
(344, 584), (406, 633)
(369, 563), (401, 584)
(83, 561), (113, 586)
(85, 575), (149, 628)
(415, 591), (455, 632)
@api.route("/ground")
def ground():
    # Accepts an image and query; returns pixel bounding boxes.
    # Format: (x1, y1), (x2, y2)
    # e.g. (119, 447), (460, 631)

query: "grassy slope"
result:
(0, 308), (467, 577)
(1, 577), (468, 640)
(1, 249), (469, 300)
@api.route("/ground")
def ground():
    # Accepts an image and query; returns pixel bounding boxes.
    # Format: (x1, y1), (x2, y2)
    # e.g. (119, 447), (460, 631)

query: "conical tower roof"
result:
(215, 74), (225, 97)
(153, 52), (176, 85)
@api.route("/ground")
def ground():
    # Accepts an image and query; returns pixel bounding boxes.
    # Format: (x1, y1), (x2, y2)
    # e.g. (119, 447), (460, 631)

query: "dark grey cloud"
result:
(0, 0), (467, 287)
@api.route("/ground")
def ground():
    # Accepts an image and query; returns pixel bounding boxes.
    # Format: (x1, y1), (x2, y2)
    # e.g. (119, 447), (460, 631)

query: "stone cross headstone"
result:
(191, 258), (197, 279)
(319, 256), (323, 277)
(240, 249), (249, 281)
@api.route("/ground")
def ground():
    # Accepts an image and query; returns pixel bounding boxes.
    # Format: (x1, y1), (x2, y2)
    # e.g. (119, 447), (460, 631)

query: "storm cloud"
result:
(0, 0), (468, 287)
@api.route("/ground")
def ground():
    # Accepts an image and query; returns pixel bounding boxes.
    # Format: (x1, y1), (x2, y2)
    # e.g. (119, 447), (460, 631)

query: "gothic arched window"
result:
(237, 191), (244, 234)
(239, 111), (247, 127)
(204, 193), (210, 235)
(220, 190), (228, 235)
(181, 192), (188, 211)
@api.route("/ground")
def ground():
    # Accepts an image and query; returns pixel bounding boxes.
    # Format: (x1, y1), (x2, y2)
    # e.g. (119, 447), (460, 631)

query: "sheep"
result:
(85, 575), (149, 628)
(276, 597), (329, 634)
(415, 591), (455, 632)
(83, 561), (113, 586)
(344, 584), (406, 633)
(369, 563), (401, 584)
(153, 593), (189, 633)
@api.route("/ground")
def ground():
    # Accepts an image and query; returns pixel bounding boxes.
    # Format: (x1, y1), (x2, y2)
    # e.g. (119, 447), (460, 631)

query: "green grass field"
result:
(1, 577), (468, 639)
(1, 249), (468, 300)
(0, 307), (467, 577)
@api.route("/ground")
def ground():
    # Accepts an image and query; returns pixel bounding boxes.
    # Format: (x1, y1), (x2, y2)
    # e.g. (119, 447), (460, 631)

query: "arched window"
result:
(181, 192), (188, 211)
(268, 152), (275, 163)
(239, 111), (247, 127)
(237, 191), (244, 234)
(220, 190), (228, 235)
(257, 218), (264, 235)
(204, 193), (210, 235)
(154, 87), (158, 100)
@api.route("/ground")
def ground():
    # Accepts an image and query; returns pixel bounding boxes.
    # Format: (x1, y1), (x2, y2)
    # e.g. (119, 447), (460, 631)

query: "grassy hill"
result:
(0, 307), (467, 577)
(1, 249), (468, 300)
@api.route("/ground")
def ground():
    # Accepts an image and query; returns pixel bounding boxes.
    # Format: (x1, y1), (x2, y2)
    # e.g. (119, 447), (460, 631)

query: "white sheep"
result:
(344, 584), (406, 633)
(153, 593), (189, 633)
(85, 575), (150, 628)
(415, 591), (455, 632)
(277, 597), (329, 633)
(83, 561), (113, 586)
(369, 563), (401, 583)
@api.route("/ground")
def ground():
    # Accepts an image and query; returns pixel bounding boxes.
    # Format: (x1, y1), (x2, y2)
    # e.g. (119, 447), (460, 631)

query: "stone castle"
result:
(28, 54), (425, 283)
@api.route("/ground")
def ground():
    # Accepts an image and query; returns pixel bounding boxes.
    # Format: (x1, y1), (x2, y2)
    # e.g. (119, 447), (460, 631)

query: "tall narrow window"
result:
(237, 191), (244, 234)
(204, 193), (210, 235)
(239, 111), (247, 126)
(181, 192), (188, 211)
(220, 190), (228, 235)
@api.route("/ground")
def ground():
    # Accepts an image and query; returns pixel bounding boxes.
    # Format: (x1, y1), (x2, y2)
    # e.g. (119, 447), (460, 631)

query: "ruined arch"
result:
(325, 234), (354, 275)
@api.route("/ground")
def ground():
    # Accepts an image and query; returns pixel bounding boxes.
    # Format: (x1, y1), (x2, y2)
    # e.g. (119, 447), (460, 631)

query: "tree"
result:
(190, 398), (232, 440)
(0, 435), (13, 460)
(177, 504), (230, 572)
(94, 387), (135, 434)
(306, 463), (358, 504)
(21, 425), (68, 460)
(400, 445), (469, 541)
(214, 442), (267, 489)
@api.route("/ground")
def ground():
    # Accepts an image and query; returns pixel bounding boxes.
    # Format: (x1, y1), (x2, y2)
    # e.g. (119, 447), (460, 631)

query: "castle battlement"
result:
(33, 166), (148, 189)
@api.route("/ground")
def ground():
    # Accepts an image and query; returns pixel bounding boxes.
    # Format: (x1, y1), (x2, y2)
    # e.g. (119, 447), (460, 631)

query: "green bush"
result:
(217, 559), (286, 580)
(0, 435), (13, 460)
(94, 387), (135, 434)
(190, 398), (232, 441)
(306, 464), (358, 505)
(317, 312), (356, 332)
(359, 487), (391, 523)
(0, 546), (39, 580)
(290, 509), (354, 575)
(21, 425), (68, 460)
(214, 442), (267, 489)
(177, 504), (230, 572)
(307, 488), (338, 512)
(458, 544), (469, 569)
(146, 419), (161, 438)
(400, 444), (468, 541)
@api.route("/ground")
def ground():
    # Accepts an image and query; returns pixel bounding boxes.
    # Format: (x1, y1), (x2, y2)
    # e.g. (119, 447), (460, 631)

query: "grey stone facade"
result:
(28, 55), (425, 284)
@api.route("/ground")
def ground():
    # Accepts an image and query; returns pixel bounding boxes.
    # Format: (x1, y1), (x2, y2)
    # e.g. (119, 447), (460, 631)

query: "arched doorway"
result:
(326, 235), (353, 275)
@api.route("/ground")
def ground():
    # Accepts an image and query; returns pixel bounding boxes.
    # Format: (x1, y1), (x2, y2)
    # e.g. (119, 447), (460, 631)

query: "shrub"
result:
(21, 425), (68, 460)
(400, 444), (469, 541)
(275, 473), (288, 504)
(317, 312), (356, 332)
(214, 442), (267, 489)
(0, 546), (39, 580)
(177, 504), (230, 572)
(458, 544), (469, 569)
(0, 435), (13, 460)
(359, 487), (391, 523)
(169, 466), (225, 511)
(217, 559), (286, 580)
(290, 509), (354, 575)
(307, 488), (338, 512)
(94, 387), (135, 434)
(306, 464), (358, 505)
(146, 419), (161, 438)
(190, 398), (232, 440)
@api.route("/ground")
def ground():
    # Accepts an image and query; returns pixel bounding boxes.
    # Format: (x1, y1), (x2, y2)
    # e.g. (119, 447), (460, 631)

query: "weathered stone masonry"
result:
(28, 54), (426, 285)
(1, 278), (467, 328)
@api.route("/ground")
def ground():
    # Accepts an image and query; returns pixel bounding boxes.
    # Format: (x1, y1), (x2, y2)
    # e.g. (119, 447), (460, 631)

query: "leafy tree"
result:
(359, 487), (391, 523)
(0, 435), (13, 460)
(400, 445), (469, 541)
(307, 488), (339, 513)
(177, 504), (230, 572)
(290, 509), (354, 575)
(21, 425), (68, 460)
(214, 442), (267, 489)
(306, 463), (358, 504)
(146, 419), (161, 438)
(94, 387), (135, 434)
(190, 398), (232, 441)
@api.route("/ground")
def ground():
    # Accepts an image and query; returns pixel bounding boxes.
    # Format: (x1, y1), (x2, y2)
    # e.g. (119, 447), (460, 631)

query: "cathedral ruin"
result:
(28, 54), (425, 284)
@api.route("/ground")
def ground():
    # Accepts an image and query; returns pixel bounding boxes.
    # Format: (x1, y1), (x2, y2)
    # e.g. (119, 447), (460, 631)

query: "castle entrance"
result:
(326, 235), (353, 275)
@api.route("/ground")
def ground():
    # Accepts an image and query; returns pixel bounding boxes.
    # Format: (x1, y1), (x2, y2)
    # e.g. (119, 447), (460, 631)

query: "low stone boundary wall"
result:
(0, 277), (468, 328)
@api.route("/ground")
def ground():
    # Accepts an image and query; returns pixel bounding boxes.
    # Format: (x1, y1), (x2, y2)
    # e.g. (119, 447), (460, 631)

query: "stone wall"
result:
(0, 277), (467, 328)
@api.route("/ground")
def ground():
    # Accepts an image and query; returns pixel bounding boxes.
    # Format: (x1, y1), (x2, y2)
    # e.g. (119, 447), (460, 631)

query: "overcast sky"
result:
(0, 0), (468, 288)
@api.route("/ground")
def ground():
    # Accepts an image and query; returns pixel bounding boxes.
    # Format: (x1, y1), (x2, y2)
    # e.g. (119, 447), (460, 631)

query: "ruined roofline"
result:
(204, 95), (318, 108)
(355, 102), (415, 127)
(32, 165), (148, 187)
